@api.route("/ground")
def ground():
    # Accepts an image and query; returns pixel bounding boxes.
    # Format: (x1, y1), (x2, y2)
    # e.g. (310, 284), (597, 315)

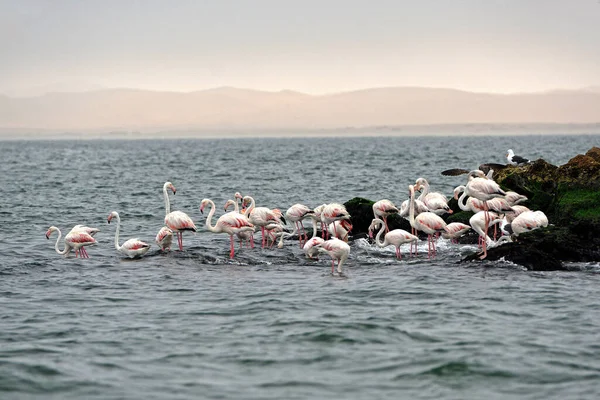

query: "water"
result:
(1, 134), (600, 399)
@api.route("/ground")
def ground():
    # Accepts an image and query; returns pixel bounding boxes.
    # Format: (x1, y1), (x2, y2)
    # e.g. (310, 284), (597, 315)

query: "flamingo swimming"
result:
(107, 211), (151, 258)
(163, 182), (197, 251)
(408, 184), (450, 258)
(200, 198), (255, 259)
(155, 226), (174, 251)
(368, 218), (417, 260)
(315, 237), (351, 275)
(372, 199), (399, 232)
(46, 226), (97, 258)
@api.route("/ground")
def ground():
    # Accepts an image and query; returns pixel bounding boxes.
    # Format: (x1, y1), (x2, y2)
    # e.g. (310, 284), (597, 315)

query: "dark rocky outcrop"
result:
(345, 147), (600, 271)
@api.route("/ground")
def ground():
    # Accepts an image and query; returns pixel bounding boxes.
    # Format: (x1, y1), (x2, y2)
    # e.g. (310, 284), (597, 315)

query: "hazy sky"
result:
(1, 0), (599, 96)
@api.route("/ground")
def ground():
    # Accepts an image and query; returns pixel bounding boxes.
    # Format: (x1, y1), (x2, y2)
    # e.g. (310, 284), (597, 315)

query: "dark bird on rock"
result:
(506, 149), (531, 166)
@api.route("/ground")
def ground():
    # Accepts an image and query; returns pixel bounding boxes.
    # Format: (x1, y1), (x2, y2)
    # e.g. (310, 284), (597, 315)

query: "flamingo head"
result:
(415, 177), (427, 192)
(107, 211), (118, 224)
(367, 219), (381, 238)
(340, 219), (353, 233)
(224, 199), (234, 212)
(45, 226), (58, 239)
(234, 192), (243, 200)
(453, 186), (464, 200)
(468, 170), (487, 181)
(408, 184), (415, 197)
(199, 199), (210, 214)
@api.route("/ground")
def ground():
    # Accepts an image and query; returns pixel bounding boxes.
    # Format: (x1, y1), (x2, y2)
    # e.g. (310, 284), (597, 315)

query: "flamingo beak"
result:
(45, 231), (50, 239)
(200, 205), (205, 214)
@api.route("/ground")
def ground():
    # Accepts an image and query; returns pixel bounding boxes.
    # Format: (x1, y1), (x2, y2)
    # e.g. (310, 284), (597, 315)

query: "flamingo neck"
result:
(409, 186), (416, 228)
(245, 197), (256, 215)
(53, 228), (70, 255)
(113, 214), (122, 250)
(456, 186), (470, 212)
(204, 200), (218, 232)
(374, 219), (387, 248)
(163, 184), (171, 216)
(417, 182), (429, 202)
(233, 198), (240, 213)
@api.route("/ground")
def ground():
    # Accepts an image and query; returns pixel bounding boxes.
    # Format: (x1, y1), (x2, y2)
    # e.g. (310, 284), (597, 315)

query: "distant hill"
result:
(0, 86), (599, 135)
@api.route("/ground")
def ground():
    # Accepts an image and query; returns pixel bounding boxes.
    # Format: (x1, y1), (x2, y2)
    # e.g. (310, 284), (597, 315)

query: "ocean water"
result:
(1, 134), (600, 399)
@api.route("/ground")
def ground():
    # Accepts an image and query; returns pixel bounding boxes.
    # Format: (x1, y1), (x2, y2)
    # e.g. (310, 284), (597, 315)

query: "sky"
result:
(1, 0), (599, 96)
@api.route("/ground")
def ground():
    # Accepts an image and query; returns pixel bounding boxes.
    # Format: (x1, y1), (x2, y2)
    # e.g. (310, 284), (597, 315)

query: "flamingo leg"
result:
(229, 235), (235, 259)
(331, 259), (335, 274)
(177, 232), (183, 251)
(81, 247), (89, 258)
(383, 216), (389, 233)
(261, 226), (266, 248)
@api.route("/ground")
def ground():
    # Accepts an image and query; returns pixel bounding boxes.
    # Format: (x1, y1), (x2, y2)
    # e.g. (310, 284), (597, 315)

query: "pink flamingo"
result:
(327, 219), (353, 243)
(505, 191), (528, 205)
(415, 178), (453, 216)
(315, 237), (351, 275)
(408, 184), (450, 258)
(107, 211), (151, 258)
(155, 226), (174, 252)
(441, 222), (471, 243)
(321, 203), (351, 240)
(505, 210), (548, 236)
(372, 199), (399, 232)
(311, 204), (327, 238)
(469, 211), (504, 255)
(368, 218), (417, 260)
(284, 204), (315, 246)
(46, 226), (97, 258)
(224, 198), (254, 249)
(200, 198), (255, 259)
(163, 182), (197, 251)
(242, 196), (284, 248)
(303, 236), (325, 259)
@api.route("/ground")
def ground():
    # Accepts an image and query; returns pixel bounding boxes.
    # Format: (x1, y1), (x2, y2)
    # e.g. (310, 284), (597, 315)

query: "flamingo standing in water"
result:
(46, 226), (97, 258)
(315, 237), (350, 275)
(242, 196), (284, 248)
(321, 203), (351, 240)
(303, 235), (325, 259)
(311, 204), (327, 238)
(107, 211), (151, 258)
(328, 219), (353, 243)
(162, 182), (197, 251)
(155, 226), (174, 252)
(469, 211), (504, 253)
(408, 184), (449, 258)
(283, 204), (314, 246)
(368, 218), (417, 260)
(225, 198), (254, 249)
(200, 198), (255, 259)
(372, 199), (399, 232)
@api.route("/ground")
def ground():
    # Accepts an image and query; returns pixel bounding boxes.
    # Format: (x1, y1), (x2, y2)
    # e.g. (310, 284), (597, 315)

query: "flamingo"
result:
(225, 198), (254, 249)
(303, 236), (325, 259)
(372, 199), (399, 232)
(155, 226), (174, 252)
(315, 237), (351, 275)
(200, 198), (255, 259)
(242, 196), (284, 248)
(311, 204), (327, 238)
(284, 204), (315, 246)
(321, 203), (351, 240)
(504, 210), (548, 236)
(414, 178), (453, 216)
(162, 182), (197, 251)
(70, 225), (100, 237)
(441, 222), (471, 243)
(327, 219), (353, 243)
(107, 211), (151, 258)
(469, 211), (504, 256)
(368, 218), (417, 260)
(46, 226), (97, 258)
(408, 184), (450, 258)
(505, 191), (528, 205)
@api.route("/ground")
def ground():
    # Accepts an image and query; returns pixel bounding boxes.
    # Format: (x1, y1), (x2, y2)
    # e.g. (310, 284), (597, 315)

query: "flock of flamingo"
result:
(46, 171), (548, 274)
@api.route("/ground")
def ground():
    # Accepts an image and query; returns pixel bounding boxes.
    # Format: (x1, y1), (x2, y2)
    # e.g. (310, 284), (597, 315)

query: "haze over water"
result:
(1, 133), (600, 399)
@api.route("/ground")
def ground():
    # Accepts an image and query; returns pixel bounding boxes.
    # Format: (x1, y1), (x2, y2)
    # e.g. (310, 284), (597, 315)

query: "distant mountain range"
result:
(1, 86), (599, 135)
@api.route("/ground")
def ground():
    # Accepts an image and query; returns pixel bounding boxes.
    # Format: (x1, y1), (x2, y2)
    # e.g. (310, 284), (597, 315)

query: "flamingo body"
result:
(316, 238), (350, 274)
(155, 226), (174, 251)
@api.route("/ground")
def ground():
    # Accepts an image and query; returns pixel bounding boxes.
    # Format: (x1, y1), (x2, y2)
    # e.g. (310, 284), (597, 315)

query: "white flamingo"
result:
(162, 182), (197, 251)
(46, 226), (97, 258)
(408, 184), (450, 258)
(225, 198), (254, 249)
(284, 203), (315, 246)
(200, 198), (255, 259)
(315, 237), (351, 275)
(327, 219), (353, 243)
(415, 178), (452, 216)
(303, 235), (325, 259)
(368, 218), (417, 260)
(155, 226), (174, 251)
(469, 211), (504, 255)
(505, 210), (548, 236)
(107, 211), (151, 258)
